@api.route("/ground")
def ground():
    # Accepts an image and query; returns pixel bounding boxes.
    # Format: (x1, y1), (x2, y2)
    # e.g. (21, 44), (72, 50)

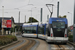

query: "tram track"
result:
(48, 43), (74, 50)
(51, 45), (68, 50)
(20, 39), (36, 50)
(2, 36), (74, 50)
(2, 37), (37, 50)
(12, 38), (36, 50)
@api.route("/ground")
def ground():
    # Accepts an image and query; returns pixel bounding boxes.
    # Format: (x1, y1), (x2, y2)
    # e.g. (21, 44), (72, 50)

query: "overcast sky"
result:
(0, 0), (74, 26)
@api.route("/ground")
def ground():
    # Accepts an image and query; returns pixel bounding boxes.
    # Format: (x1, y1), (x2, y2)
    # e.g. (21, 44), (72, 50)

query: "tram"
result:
(22, 18), (68, 43)
(46, 18), (68, 43)
(22, 23), (38, 38)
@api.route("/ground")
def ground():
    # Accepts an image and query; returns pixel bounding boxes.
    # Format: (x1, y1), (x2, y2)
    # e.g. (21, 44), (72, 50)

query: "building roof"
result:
(15, 23), (23, 26)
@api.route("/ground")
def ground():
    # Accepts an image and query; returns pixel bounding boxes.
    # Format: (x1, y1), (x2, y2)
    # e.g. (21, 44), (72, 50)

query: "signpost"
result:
(70, 26), (73, 30)
(70, 26), (73, 32)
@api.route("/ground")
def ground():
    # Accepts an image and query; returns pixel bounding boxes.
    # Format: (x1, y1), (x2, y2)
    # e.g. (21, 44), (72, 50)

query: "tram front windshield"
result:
(51, 21), (65, 37)
(52, 21), (65, 28)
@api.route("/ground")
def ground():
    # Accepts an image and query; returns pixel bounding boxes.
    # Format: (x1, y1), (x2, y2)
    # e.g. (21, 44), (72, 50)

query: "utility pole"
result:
(40, 8), (43, 23)
(73, 0), (75, 42)
(25, 15), (26, 23)
(57, 0), (59, 18)
(18, 11), (20, 32)
(47, 15), (49, 22)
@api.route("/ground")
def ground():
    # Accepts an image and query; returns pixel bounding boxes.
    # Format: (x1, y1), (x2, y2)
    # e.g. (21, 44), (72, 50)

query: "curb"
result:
(0, 40), (19, 50)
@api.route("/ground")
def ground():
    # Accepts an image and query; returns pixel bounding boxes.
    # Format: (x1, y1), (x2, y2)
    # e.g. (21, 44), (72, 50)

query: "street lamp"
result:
(68, 12), (72, 26)
(2, 6), (4, 35)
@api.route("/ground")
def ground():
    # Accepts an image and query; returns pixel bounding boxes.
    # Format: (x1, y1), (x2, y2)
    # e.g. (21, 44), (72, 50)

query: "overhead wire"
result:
(50, 0), (54, 3)
(12, 0), (31, 9)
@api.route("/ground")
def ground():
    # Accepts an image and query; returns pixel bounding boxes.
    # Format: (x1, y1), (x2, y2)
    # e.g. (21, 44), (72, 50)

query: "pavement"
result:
(36, 39), (48, 50)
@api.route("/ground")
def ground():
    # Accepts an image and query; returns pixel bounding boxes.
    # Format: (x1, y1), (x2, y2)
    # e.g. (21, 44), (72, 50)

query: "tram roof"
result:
(23, 25), (38, 27)
(49, 18), (67, 24)
(23, 22), (38, 25)
(23, 22), (38, 27)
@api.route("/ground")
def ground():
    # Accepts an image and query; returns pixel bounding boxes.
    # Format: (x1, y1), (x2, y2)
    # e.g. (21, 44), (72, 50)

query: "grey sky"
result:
(0, 0), (74, 26)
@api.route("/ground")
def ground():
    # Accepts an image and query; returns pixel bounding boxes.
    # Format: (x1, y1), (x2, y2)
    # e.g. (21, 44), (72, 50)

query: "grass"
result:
(0, 35), (17, 46)
(68, 35), (73, 42)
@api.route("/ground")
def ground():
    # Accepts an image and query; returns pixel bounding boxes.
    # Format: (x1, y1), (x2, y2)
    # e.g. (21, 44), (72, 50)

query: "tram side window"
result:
(38, 26), (41, 34)
(31, 27), (36, 33)
(26, 27), (31, 33)
(23, 26), (37, 33)
(24, 27), (27, 33)
(38, 25), (44, 34)
(23, 27), (31, 33)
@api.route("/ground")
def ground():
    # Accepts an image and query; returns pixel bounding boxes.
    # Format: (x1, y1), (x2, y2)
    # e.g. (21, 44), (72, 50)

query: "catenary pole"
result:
(40, 8), (43, 22)
(18, 11), (20, 32)
(73, 0), (75, 42)
(57, 0), (59, 18)
(25, 15), (26, 23)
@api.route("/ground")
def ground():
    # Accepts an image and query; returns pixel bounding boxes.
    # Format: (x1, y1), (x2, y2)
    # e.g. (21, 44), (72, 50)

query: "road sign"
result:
(70, 26), (73, 30)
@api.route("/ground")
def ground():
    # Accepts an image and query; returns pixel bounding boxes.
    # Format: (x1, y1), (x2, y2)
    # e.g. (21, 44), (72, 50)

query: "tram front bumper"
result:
(46, 37), (68, 43)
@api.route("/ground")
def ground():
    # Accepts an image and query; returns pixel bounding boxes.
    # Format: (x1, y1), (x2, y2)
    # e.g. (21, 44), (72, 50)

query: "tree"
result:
(63, 15), (66, 18)
(59, 15), (66, 18)
(27, 17), (38, 23)
(59, 16), (62, 18)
